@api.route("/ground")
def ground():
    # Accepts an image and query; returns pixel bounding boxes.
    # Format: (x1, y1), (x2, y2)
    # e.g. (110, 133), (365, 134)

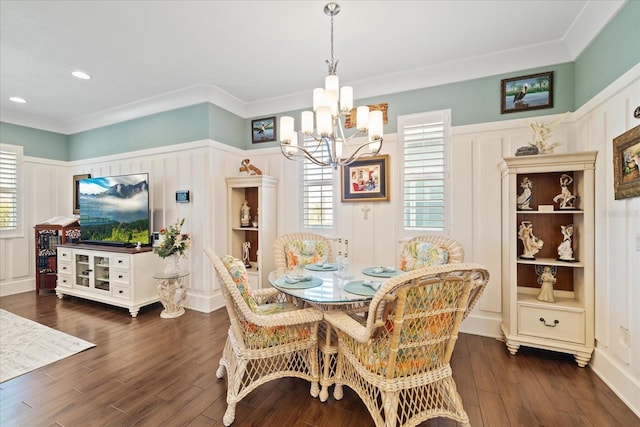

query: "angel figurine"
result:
(518, 221), (544, 259)
(557, 224), (575, 261)
(517, 177), (533, 210)
(553, 174), (576, 209)
(536, 265), (557, 303)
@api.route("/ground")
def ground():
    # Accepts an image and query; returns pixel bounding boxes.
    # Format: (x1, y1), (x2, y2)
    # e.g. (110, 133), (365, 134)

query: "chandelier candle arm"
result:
(279, 2), (383, 169)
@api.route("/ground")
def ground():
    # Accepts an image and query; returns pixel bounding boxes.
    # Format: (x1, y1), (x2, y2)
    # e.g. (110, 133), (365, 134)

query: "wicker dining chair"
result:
(398, 235), (465, 271)
(205, 248), (323, 426)
(273, 232), (334, 271)
(324, 263), (489, 427)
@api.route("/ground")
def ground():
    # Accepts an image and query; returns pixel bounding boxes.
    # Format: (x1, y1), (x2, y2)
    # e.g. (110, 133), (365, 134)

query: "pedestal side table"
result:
(153, 271), (189, 318)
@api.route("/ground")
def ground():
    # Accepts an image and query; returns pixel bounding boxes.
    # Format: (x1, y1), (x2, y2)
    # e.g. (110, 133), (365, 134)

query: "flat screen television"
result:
(78, 173), (151, 246)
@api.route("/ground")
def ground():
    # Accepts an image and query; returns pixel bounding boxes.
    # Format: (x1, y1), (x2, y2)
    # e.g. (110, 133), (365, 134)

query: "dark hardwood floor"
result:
(1, 291), (637, 427)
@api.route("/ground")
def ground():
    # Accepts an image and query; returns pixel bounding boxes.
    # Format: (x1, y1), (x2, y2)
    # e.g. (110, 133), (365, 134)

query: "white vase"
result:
(163, 254), (181, 276)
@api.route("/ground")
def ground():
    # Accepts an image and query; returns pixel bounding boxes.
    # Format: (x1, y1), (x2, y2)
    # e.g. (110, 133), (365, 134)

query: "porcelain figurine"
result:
(242, 241), (252, 268)
(557, 224), (575, 261)
(517, 177), (533, 210)
(518, 220), (544, 259)
(536, 265), (557, 303)
(553, 174), (576, 209)
(240, 200), (251, 227)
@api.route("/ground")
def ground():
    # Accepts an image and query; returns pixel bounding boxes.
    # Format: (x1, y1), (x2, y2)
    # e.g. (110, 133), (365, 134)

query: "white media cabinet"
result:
(56, 244), (163, 317)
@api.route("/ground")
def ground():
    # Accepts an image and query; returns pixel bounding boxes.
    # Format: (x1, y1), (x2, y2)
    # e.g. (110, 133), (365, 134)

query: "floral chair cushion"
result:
(222, 255), (260, 312)
(222, 255), (296, 316)
(399, 241), (449, 271)
(283, 239), (329, 270)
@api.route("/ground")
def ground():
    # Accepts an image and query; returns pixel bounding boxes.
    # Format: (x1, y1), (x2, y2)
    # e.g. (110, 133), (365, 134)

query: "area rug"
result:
(0, 309), (96, 382)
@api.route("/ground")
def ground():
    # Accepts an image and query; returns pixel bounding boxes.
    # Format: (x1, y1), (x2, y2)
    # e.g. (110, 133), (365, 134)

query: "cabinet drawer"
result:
(58, 260), (72, 275)
(518, 304), (585, 344)
(112, 285), (131, 300)
(111, 270), (130, 284)
(58, 247), (73, 260)
(57, 274), (72, 288)
(112, 255), (130, 269)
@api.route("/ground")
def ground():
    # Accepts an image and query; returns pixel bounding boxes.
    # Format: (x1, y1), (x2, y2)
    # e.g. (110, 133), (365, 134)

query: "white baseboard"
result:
(590, 346), (640, 418)
(185, 293), (224, 314)
(0, 278), (35, 297)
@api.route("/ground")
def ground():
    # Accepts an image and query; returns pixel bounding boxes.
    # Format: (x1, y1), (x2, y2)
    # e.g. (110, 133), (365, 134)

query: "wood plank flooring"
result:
(1, 291), (637, 426)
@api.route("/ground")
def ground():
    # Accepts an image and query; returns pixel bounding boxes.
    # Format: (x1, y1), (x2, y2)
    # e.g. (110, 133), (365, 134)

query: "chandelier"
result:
(279, 2), (384, 169)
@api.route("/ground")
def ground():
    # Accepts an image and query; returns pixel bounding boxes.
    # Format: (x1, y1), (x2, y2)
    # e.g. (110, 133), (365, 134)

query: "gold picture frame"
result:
(341, 155), (389, 202)
(73, 174), (91, 214)
(613, 125), (640, 200)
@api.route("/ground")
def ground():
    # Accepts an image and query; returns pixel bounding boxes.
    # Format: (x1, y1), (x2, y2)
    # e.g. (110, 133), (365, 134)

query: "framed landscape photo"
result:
(501, 71), (553, 114)
(251, 117), (277, 143)
(341, 155), (389, 202)
(72, 174), (90, 214)
(613, 124), (640, 200)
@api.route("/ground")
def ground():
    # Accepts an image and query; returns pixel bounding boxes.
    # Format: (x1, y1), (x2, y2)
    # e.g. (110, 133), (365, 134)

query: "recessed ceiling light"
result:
(9, 96), (27, 103)
(72, 70), (91, 80)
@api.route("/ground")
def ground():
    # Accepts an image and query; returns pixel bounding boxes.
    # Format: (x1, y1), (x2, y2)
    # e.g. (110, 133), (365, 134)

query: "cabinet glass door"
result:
(94, 255), (110, 292)
(75, 254), (91, 287)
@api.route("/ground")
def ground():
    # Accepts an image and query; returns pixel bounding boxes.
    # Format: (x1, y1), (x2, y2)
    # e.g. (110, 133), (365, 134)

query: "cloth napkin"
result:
(372, 266), (396, 274)
(285, 274), (312, 284)
(362, 280), (382, 291)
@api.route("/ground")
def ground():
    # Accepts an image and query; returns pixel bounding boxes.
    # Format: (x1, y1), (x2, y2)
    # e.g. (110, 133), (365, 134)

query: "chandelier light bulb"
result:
(356, 106), (370, 131)
(301, 111), (314, 134)
(280, 116), (294, 142)
(340, 86), (353, 112)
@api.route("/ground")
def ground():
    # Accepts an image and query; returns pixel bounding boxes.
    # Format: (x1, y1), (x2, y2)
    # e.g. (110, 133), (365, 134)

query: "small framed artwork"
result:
(501, 71), (553, 114)
(613, 124), (640, 200)
(72, 174), (91, 214)
(251, 117), (277, 143)
(341, 155), (389, 202)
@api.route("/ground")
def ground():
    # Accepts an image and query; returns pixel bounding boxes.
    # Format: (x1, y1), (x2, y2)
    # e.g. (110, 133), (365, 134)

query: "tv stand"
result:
(56, 244), (164, 317)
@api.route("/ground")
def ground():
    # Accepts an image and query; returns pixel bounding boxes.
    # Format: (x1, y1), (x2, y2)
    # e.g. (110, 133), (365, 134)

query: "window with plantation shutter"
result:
(398, 110), (450, 233)
(0, 144), (22, 233)
(301, 135), (334, 229)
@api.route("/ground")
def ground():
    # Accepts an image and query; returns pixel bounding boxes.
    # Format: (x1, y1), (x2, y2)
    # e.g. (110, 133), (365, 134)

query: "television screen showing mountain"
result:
(78, 173), (150, 245)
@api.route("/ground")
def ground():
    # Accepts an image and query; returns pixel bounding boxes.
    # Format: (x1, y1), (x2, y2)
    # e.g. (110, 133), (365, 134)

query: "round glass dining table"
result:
(268, 262), (402, 402)
(267, 265), (376, 307)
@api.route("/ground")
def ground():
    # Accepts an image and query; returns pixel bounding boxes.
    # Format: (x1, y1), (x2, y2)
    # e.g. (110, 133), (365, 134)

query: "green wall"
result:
(0, 123), (68, 160)
(575, 0), (640, 108)
(248, 62), (576, 151)
(1, 0), (637, 160)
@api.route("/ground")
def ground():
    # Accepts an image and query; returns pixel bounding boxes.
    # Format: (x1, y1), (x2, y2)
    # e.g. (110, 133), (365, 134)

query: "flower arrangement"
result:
(155, 218), (191, 258)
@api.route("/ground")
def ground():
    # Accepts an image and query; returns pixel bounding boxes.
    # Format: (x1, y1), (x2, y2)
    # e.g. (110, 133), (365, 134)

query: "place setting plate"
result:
(344, 280), (383, 297)
(305, 262), (338, 272)
(362, 266), (401, 278)
(274, 275), (323, 289)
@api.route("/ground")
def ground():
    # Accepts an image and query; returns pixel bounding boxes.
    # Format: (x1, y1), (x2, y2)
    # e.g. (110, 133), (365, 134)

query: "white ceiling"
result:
(0, 0), (626, 135)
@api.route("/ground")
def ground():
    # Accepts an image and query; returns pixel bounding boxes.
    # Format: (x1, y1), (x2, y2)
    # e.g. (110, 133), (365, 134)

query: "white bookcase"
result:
(499, 151), (597, 367)
(56, 244), (163, 317)
(226, 175), (277, 288)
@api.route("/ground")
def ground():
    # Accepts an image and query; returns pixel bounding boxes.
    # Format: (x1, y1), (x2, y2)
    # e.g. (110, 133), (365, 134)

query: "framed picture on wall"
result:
(341, 155), (389, 202)
(613, 124), (640, 200)
(501, 71), (554, 114)
(72, 174), (91, 214)
(251, 117), (277, 143)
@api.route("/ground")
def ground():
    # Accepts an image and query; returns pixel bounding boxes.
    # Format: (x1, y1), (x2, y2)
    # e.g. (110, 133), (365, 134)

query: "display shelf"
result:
(226, 175), (277, 288)
(34, 221), (80, 293)
(500, 151), (597, 367)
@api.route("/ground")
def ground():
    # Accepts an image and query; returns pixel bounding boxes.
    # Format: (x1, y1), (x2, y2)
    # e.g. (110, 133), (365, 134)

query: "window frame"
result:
(298, 133), (336, 232)
(0, 143), (24, 239)
(397, 109), (451, 238)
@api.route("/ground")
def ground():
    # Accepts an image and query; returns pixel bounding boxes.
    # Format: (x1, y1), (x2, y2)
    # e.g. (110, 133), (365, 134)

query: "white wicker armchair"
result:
(205, 248), (323, 426)
(324, 263), (489, 427)
(273, 232), (334, 271)
(399, 235), (464, 271)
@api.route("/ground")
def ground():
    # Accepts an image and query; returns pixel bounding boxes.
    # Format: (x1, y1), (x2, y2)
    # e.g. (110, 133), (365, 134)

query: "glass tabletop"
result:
(268, 264), (385, 305)
(153, 271), (190, 280)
